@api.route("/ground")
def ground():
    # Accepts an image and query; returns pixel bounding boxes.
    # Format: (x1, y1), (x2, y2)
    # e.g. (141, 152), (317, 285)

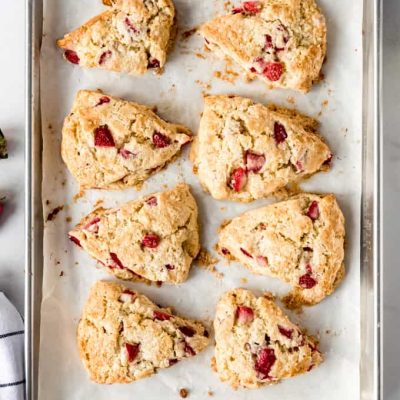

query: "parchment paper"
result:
(39, 1), (363, 399)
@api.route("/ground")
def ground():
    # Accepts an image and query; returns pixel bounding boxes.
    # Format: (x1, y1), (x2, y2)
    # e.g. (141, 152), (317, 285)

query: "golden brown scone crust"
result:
(62, 90), (192, 190)
(78, 281), (209, 384)
(69, 184), (200, 284)
(200, 0), (326, 92)
(213, 288), (323, 389)
(191, 95), (332, 202)
(57, 0), (176, 75)
(217, 193), (345, 305)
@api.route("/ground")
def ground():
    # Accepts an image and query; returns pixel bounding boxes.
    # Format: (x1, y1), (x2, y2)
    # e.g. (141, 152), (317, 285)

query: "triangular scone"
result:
(62, 90), (192, 190)
(213, 289), (322, 389)
(200, 0), (326, 92)
(78, 281), (209, 384)
(69, 184), (200, 284)
(217, 194), (345, 306)
(191, 95), (332, 202)
(57, 0), (176, 75)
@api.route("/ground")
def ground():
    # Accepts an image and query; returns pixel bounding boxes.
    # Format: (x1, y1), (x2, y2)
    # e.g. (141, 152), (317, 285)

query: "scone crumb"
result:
(181, 28), (197, 40)
(46, 205), (64, 222)
(208, 390), (214, 396)
(73, 190), (85, 202)
(179, 388), (189, 398)
(239, 277), (248, 285)
(196, 249), (223, 279)
(286, 96), (296, 105)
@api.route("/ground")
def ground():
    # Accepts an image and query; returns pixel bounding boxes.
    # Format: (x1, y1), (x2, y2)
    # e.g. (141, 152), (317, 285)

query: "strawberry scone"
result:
(200, 0), (326, 92)
(69, 184), (200, 284)
(191, 95), (332, 202)
(78, 281), (209, 384)
(57, 0), (176, 75)
(213, 289), (323, 389)
(62, 90), (192, 190)
(217, 194), (345, 306)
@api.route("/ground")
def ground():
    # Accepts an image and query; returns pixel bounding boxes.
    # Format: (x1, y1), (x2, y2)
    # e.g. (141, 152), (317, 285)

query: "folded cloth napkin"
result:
(0, 293), (24, 400)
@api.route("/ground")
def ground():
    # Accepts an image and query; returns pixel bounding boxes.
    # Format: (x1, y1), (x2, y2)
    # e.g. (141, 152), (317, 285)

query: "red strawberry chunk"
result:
(119, 289), (136, 303)
(125, 343), (140, 362)
(110, 252), (125, 269)
(146, 196), (158, 206)
(68, 235), (81, 247)
(152, 132), (171, 148)
(278, 325), (294, 339)
(96, 96), (110, 106)
(299, 273), (317, 289)
(179, 326), (195, 337)
(250, 67), (257, 73)
(169, 358), (178, 366)
(184, 342), (196, 356)
(99, 50), (112, 65)
(165, 264), (175, 270)
(262, 62), (283, 81)
(233, 1), (262, 14)
(153, 310), (171, 321)
(148, 58), (160, 69)
(255, 348), (276, 379)
(125, 17), (138, 33)
(246, 151), (266, 173)
(83, 217), (100, 233)
(64, 50), (80, 64)
(256, 256), (269, 268)
(221, 247), (230, 256)
(264, 34), (273, 49)
(295, 160), (304, 172)
(307, 201), (320, 220)
(236, 306), (254, 324)
(230, 167), (247, 192)
(240, 248), (253, 258)
(94, 125), (115, 147)
(323, 153), (333, 165)
(273, 122), (288, 144)
(142, 233), (160, 248)
(119, 148), (135, 159)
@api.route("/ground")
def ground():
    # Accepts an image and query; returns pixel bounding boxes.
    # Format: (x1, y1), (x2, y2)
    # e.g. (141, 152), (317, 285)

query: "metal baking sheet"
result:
(24, 0), (382, 399)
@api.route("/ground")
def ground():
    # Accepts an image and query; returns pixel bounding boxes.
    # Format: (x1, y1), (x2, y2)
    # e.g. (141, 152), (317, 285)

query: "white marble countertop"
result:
(0, 1), (398, 398)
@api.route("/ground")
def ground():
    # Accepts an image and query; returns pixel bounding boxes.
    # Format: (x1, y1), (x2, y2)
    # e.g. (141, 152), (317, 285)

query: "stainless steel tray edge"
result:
(24, 0), (383, 399)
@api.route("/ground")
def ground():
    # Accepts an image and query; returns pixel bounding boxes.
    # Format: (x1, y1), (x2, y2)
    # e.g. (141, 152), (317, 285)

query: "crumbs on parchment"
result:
(46, 205), (64, 222)
(196, 248), (223, 279)
(179, 388), (189, 398)
(181, 27), (198, 40)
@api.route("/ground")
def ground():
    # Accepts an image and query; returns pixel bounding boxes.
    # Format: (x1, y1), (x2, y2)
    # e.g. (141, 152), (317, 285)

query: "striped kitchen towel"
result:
(0, 293), (24, 400)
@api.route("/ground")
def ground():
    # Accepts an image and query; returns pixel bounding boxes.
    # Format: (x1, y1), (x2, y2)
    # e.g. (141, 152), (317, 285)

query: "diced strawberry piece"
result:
(278, 325), (294, 339)
(142, 233), (160, 248)
(68, 235), (81, 247)
(179, 326), (195, 337)
(152, 132), (171, 148)
(146, 196), (158, 206)
(273, 122), (288, 144)
(306, 201), (320, 220)
(307, 364), (315, 372)
(295, 160), (304, 172)
(94, 125), (115, 147)
(240, 248), (253, 258)
(262, 62), (283, 81)
(305, 264), (313, 274)
(95, 96), (110, 106)
(230, 167), (247, 192)
(125, 343), (140, 362)
(323, 153), (333, 165)
(264, 34), (273, 49)
(233, 1), (262, 14)
(64, 50), (80, 64)
(256, 255), (269, 268)
(299, 273), (317, 289)
(250, 67), (257, 73)
(184, 342), (196, 356)
(119, 289), (136, 303)
(83, 217), (100, 233)
(148, 58), (160, 69)
(125, 17), (138, 33)
(221, 247), (230, 256)
(119, 148), (135, 159)
(255, 348), (276, 379)
(169, 358), (178, 366)
(154, 310), (171, 321)
(236, 306), (254, 324)
(110, 252), (125, 269)
(99, 50), (112, 65)
(246, 151), (266, 173)
(165, 264), (175, 270)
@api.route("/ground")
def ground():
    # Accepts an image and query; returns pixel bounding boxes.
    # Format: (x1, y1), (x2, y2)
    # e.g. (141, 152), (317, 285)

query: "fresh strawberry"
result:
(64, 50), (80, 64)
(240, 248), (253, 258)
(184, 342), (196, 356)
(68, 235), (81, 247)
(125, 343), (140, 362)
(99, 50), (112, 65)
(233, 1), (262, 15)
(256, 255), (269, 268)
(119, 148), (135, 159)
(95, 96), (110, 106)
(246, 151), (266, 173)
(299, 273), (317, 289)
(148, 58), (160, 69)
(119, 290), (136, 303)
(255, 348), (276, 379)
(153, 310), (171, 321)
(273, 122), (288, 144)
(83, 217), (100, 233)
(110, 252), (125, 269)
(94, 125), (115, 147)
(152, 132), (171, 148)
(278, 325), (294, 339)
(230, 167), (247, 192)
(262, 62), (283, 81)
(221, 247), (230, 256)
(165, 264), (175, 270)
(142, 233), (160, 248)
(146, 196), (158, 206)
(236, 306), (254, 324)
(125, 17), (138, 33)
(295, 160), (304, 172)
(323, 153), (333, 165)
(306, 201), (320, 220)
(179, 326), (196, 337)
(264, 34), (273, 49)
